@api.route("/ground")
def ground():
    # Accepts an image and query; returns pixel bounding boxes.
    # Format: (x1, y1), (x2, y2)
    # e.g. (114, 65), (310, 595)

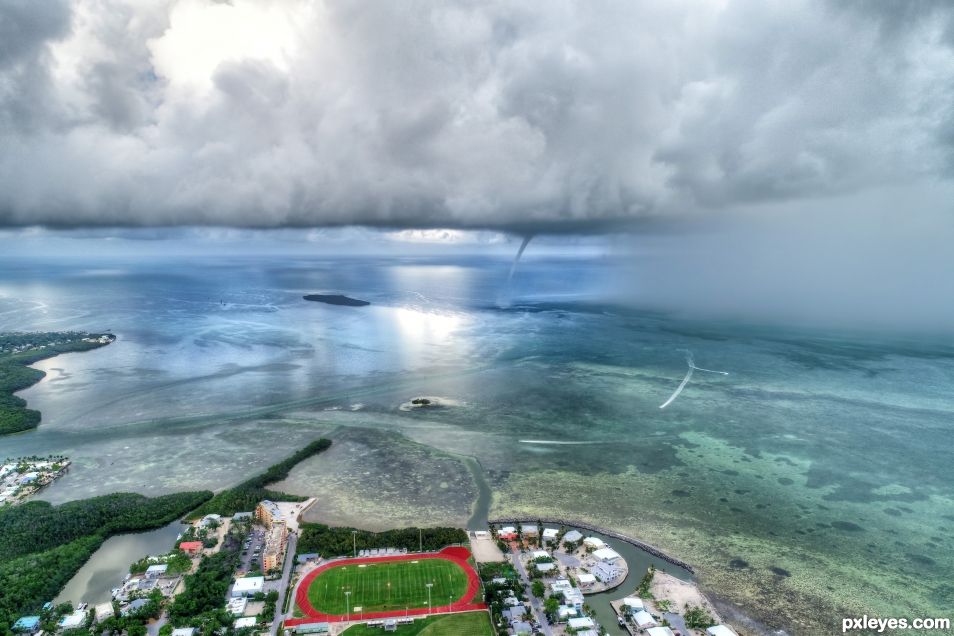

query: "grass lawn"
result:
(305, 559), (471, 615)
(341, 611), (494, 636)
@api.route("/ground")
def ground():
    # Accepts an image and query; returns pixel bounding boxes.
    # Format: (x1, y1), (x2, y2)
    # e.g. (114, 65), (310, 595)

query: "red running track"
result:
(284, 546), (487, 626)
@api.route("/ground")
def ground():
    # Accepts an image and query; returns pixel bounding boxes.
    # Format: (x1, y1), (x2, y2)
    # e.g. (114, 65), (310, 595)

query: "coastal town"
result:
(9, 503), (740, 636)
(0, 457), (71, 505)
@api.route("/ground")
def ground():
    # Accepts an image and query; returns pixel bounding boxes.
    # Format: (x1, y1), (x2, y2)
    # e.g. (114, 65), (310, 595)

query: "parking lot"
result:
(240, 527), (266, 573)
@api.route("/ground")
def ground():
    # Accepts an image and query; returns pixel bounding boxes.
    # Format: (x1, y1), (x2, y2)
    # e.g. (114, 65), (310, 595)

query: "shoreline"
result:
(1, 331), (115, 437)
(488, 516), (695, 574)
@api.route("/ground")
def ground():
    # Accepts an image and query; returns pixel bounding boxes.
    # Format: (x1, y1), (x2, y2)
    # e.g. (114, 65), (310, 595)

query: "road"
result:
(509, 549), (553, 636)
(271, 532), (298, 636)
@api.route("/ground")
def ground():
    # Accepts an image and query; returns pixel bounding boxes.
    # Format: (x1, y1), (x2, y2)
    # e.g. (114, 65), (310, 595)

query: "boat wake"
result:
(659, 350), (728, 409)
(519, 439), (599, 445)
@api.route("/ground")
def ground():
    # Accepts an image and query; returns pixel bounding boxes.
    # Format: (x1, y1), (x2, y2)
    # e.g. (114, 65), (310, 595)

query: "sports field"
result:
(305, 558), (471, 614)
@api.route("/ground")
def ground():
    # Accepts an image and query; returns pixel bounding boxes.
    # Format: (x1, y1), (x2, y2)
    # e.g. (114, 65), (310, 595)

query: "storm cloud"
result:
(1, 0), (953, 231)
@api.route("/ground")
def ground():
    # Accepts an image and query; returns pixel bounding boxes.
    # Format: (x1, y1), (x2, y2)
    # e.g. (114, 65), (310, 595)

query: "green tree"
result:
(684, 604), (715, 629)
(531, 580), (545, 598)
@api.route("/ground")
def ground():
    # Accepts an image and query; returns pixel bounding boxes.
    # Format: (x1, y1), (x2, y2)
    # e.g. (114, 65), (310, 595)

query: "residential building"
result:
(231, 576), (265, 597)
(262, 520), (289, 572)
(583, 537), (606, 549)
(11, 617), (40, 634)
(535, 562), (556, 573)
(592, 560), (623, 582)
(122, 599), (150, 617)
(557, 605), (578, 621)
(542, 528), (559, 542)
(200, 514), (222, 527)
(227, 597), (248, 616)
(562, 587), (584, 610)
(562, 530), (583, 544)
(622, 596), (645, 612)
(706, 626), (739, 636)
(520, 524), (539, 536)
(145, 563), (168, 578)
(234, 617), (257, 630)
(647, 627), (676, 636)
(592, 547), (621, 562)
(632, 610), (657, 629)
(171, 629), (197, 636)
(577, 572), (597, 588)
(568, 617), (596, 630)
(497, 526), (517, 540)
(255, 500), (284, 528)
(179, 541), (203, 556)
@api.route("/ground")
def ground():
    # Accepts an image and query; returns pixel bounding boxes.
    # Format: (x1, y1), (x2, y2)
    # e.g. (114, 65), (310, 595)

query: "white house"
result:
(233, 617), (257, 630)
(592, 547), (621, 562)
(530, 549), (550, 560)
(542, 528), (559, 542)
(583, 537), (606, 549)
(231, 576), (264, 598)
(562, 587), (584, 610)
(200, 514), (223, 527)
(562, 530), (583, 543)
(647, 628), (676, 636)
(550, 579), (573, 593)
(497, 526), (517, 539)
(521, 524), (539, 536)
(171, 629), (196, 636)
(576, 573), (597, 588)
(227, 597), (248, 616)
(145, 564), (168, 579)
(633, 610), (657, 629)
(706, 626), (739, 636)
(535, 562), (556, 574)
(567, 617), (596, 630)
(593, 561), (623, 582)
(622, 596), (645, 612)
(557, 605), (578, 620)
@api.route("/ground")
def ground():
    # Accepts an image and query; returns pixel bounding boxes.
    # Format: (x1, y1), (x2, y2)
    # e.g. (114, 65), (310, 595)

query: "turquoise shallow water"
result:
(1, 255), (952, 634)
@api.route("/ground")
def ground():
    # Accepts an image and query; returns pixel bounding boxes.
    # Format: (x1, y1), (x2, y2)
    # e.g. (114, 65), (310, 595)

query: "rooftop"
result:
(592, 547), (621, 561)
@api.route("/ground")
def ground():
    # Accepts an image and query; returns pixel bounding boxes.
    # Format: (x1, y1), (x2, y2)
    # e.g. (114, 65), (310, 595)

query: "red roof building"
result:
(179, 541), (203, 555)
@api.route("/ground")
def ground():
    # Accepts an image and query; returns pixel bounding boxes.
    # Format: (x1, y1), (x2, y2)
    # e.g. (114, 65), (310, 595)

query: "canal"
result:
(55, 521), (189, 605)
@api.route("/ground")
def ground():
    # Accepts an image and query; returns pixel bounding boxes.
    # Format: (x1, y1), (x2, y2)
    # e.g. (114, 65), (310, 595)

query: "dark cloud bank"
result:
(1, 0), (953, 233)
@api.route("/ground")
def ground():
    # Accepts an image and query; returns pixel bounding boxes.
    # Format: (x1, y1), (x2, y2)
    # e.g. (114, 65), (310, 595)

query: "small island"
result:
(303, 294), (370, 307)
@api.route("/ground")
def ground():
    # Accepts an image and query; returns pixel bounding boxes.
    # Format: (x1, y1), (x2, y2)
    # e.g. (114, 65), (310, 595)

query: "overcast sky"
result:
(4, 1), (954, 330)
(1, 0), (953, 232)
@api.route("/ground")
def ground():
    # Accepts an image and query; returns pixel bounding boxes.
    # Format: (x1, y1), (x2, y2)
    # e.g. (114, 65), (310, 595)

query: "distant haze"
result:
(1, 1), (954, 233)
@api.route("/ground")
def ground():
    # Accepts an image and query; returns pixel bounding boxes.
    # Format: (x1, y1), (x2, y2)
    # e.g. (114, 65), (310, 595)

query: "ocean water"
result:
(1, 254), (952, 634)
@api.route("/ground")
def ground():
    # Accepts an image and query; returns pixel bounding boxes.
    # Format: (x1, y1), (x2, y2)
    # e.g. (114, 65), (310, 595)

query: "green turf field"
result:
(304, 559), (471, 615)
(341, 611), (494, 636)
